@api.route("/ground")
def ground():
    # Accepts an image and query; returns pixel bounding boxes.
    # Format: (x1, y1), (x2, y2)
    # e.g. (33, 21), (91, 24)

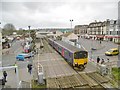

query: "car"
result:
(105, 48), (119, 56)
(16, 53), (31, 61)
(29, 51), (35, 57)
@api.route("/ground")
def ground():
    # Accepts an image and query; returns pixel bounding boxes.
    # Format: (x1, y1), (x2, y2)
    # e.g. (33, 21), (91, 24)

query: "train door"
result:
(62, 48), (64, 56)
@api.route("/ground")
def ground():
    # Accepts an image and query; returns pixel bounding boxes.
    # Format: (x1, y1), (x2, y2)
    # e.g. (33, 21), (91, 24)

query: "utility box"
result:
(99, 64), (108, 76)
(38, 72), (44, 84)
(37, 63), (44, 84)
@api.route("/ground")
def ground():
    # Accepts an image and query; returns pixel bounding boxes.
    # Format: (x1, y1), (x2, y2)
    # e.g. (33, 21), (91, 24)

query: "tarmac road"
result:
(78, 38), (119, 64)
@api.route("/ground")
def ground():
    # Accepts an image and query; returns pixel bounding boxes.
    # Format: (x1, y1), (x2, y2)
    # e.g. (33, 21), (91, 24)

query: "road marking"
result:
(37, 58), (65, 62)
(90, 54), (105, 57)
(81, 45), (88, 51)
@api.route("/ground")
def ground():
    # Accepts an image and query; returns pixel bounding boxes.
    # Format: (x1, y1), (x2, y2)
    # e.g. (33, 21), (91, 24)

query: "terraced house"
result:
(74, 19), (120, 44)
(104, 20), (120, 43)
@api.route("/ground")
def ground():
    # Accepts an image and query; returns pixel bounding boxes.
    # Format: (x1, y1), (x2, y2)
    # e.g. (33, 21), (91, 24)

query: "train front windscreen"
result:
(74, 51), (88, 59)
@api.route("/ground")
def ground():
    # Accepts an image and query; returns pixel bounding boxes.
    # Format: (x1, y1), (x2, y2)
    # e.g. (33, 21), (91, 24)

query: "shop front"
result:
(96, 35), (104, 40)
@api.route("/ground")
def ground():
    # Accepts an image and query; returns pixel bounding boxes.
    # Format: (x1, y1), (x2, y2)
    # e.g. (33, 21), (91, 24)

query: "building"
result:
(74, 25), (88, 37)
(104, 20), (120, 43)
(47, 30), (63, 39)
(74, 25), (82, 34)
(87, 20), (110, 40)
(85, 19), (120, 43)
(62, 32), (78, 42)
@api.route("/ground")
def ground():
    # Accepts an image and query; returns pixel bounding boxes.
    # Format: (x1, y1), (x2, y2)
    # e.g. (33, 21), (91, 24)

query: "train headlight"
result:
(74, 62), (77, 65)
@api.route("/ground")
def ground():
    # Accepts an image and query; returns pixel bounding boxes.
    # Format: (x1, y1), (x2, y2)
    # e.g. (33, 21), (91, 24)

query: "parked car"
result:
(16, 53), (31, 61)
(105, 48), (119, 56)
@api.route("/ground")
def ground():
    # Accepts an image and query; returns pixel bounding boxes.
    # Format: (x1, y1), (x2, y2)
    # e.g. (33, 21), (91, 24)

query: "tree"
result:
(30, 30), (36, 43)
(2, 23), (16, 35)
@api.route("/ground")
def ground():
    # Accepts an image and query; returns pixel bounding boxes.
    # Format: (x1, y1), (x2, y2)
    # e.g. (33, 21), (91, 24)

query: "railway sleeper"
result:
(75, 85), (92, 89)
(80, 73), (98, 87)
(90, 85), (105, 89)
(94, 73), (109, 83)
(87, 73), (109, 84)
(68, 75), (80, 87)
(57, 77), (71, 88)
(75, 74), (88, 86)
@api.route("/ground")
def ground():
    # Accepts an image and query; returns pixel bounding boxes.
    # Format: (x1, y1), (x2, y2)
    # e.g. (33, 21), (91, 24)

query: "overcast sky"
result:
(0, 0), (119, 29)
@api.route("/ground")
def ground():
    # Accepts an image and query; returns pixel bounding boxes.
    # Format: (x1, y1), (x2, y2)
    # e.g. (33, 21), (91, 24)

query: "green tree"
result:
(2, 23), (16, 35)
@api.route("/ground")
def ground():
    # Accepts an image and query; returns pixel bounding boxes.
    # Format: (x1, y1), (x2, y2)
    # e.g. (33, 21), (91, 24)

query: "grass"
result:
(31, 80), (46, 88)
(111, 67), (120, 88)
(112, 67), (120, 80)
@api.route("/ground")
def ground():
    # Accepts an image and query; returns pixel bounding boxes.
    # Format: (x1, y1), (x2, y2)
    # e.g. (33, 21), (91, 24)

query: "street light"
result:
(28, 26), (31, 40)
(70, 19), (73, 31)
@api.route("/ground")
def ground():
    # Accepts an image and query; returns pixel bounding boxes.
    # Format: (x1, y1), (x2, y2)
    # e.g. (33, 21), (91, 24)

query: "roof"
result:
(62, 33), (78, 39)
(62, 32), (72, 37)
(110, 48), (118, 50)
(55, 40), (85, 53)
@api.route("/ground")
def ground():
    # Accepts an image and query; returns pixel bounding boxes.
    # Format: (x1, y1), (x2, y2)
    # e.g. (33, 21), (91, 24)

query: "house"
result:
(47, 30), (63, 39)
(62, 32), (78, 42)
(104, 20), (120, 43)
(87, 20), (110, 40)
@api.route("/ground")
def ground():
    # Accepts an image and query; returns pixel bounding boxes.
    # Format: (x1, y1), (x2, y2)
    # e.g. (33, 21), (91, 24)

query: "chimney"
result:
(95, 20), (97, 22)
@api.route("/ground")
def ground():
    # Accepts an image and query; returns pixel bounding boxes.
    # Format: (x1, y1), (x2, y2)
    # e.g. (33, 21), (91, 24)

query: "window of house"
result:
(110, 31), (112, 35)
(117, 31), (119, 35)
(102, 31), (103, 35)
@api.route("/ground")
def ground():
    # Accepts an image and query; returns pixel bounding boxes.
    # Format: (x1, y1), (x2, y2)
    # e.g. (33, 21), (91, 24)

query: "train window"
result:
(74, 51), (88, 59)
(64, 50), (69, 56)
(59, 47), (62, 53)
(69, 53), (71, 56)
(58, 47), (62, 53)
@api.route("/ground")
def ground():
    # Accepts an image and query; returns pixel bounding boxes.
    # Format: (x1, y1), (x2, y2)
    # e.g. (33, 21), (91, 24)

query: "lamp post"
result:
(70, 19), (73, 31)
(28, 26), (31, 40)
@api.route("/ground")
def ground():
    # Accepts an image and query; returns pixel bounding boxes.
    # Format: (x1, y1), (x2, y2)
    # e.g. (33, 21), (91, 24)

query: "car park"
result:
(105, 48), (119, 56)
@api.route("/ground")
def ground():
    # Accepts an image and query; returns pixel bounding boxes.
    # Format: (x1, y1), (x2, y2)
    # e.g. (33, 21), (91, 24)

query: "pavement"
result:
(1, 40), (34, 88)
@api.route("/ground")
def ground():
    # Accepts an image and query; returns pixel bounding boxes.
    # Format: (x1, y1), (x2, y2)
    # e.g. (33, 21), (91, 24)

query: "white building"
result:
(47, 30), (63, 39)
(87, 20), (110, 40)
(104, 20), (120, 43)
(62, 32), (78, 41)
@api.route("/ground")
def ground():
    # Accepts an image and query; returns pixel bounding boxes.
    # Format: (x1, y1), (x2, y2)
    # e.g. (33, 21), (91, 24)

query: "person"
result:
(14, 62), (17, 73)
(107, 58), (109, 62)
(27, 64), (32, 74)
(97, 56), (100, 63)
(101, 59), (105, 64)
(27, 64), (30, 72)
(100, 40), (101, 44)
(3, 71), (7, 82)
(2, 77), (6, 88)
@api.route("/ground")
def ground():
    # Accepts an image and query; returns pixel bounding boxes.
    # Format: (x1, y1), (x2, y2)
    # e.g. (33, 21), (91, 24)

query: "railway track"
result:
(47, 72), (113, 89)
(42, 39), (54, 53)
(36, 38), (115, 89)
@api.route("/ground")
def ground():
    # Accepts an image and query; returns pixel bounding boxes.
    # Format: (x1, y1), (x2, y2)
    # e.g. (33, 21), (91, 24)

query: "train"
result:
(48, 38), (88, 70)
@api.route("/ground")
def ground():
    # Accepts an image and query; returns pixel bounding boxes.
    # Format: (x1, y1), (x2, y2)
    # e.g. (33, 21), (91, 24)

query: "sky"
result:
(0, 0), (119, 29)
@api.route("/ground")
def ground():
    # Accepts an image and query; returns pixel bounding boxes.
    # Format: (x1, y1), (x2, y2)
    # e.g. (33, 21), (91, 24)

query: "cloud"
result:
(1, 0), (119, 29)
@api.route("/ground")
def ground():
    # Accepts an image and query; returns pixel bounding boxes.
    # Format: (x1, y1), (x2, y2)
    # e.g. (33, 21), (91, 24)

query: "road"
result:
(78, 38), (119, 64)
(2, 40), (33, 88)
(2, 40), (23, 66)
